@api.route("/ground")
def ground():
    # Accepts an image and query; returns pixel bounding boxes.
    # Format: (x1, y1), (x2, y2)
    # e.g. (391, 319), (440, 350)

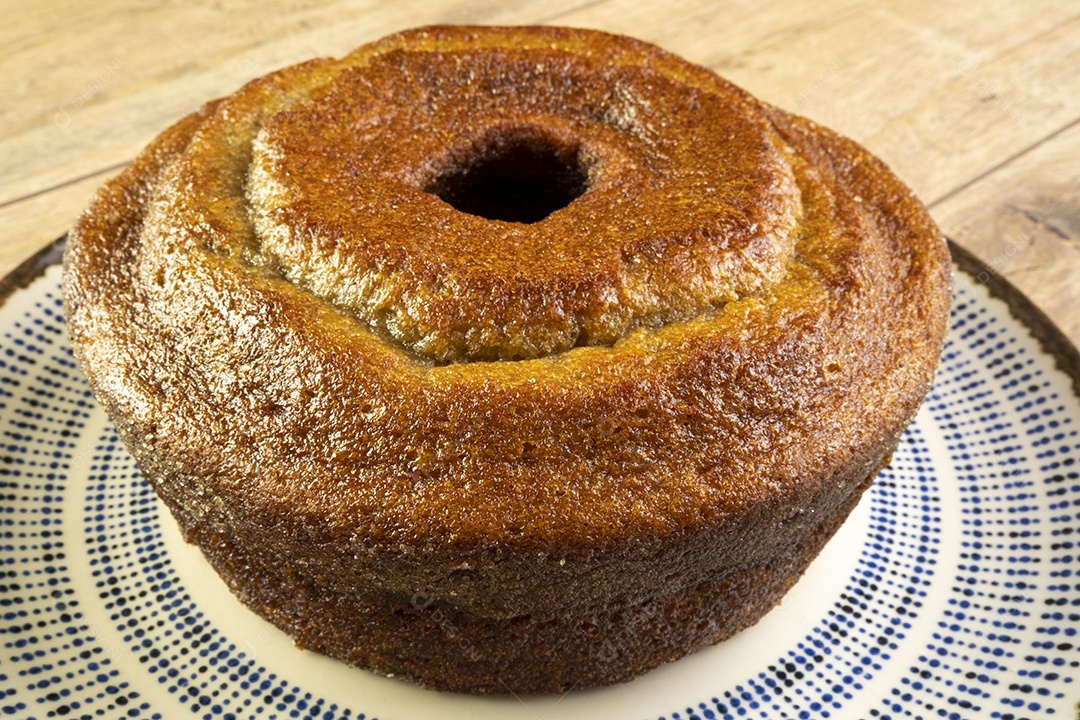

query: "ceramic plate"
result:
(0, 242), (1077, 720)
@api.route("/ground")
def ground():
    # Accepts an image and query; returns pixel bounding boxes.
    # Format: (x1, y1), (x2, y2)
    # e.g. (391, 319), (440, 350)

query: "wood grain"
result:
(933, 120), (1080, 344)
(1, 0), (1077, 346)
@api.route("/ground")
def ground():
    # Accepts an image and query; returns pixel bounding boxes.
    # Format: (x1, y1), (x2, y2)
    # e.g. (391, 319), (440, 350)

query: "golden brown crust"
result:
(63, 25), (951, 693)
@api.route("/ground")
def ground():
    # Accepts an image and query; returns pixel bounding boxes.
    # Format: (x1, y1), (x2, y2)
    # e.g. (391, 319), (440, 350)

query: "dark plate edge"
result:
(0, 235), (66, 310)
(2, 236), (1077, 399)
(948, 238), (1080, 399)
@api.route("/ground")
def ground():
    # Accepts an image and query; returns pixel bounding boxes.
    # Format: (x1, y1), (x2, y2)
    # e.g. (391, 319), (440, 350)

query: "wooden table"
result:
(3, 0), (1078, 347)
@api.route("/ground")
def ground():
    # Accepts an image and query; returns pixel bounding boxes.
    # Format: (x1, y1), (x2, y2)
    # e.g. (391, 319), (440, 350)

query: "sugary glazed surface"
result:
(63, 25), (952, 692)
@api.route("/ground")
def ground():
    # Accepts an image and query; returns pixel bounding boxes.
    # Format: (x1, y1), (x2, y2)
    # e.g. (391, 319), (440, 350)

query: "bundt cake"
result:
(63, 25), (951, 693)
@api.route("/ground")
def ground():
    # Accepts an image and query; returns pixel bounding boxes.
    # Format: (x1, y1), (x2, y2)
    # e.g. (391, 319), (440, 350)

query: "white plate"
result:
(0, 244), (1078, 720)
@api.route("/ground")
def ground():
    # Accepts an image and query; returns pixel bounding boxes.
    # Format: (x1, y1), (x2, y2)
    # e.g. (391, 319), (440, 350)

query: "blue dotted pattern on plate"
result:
(0, 279), (1077, 720)
(0, 290), (152, 719)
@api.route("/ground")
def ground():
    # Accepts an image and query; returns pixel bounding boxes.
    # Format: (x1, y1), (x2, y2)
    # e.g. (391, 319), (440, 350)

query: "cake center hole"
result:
(426, 132), (588, 224)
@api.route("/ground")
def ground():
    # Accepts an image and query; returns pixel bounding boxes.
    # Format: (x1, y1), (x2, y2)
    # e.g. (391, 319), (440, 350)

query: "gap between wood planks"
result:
(0, 161), (128, 212)
(927, 114), (1080, 211)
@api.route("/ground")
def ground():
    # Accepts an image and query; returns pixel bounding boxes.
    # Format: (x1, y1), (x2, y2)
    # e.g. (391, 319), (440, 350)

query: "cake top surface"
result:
(243, 28), (800, 362)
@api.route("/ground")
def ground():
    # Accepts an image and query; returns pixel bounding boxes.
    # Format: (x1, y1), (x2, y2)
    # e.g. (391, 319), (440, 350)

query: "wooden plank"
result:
(0, 169), (119, 280)
(932, 120), (1080, 348)
(866, 12), (1080, 203)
